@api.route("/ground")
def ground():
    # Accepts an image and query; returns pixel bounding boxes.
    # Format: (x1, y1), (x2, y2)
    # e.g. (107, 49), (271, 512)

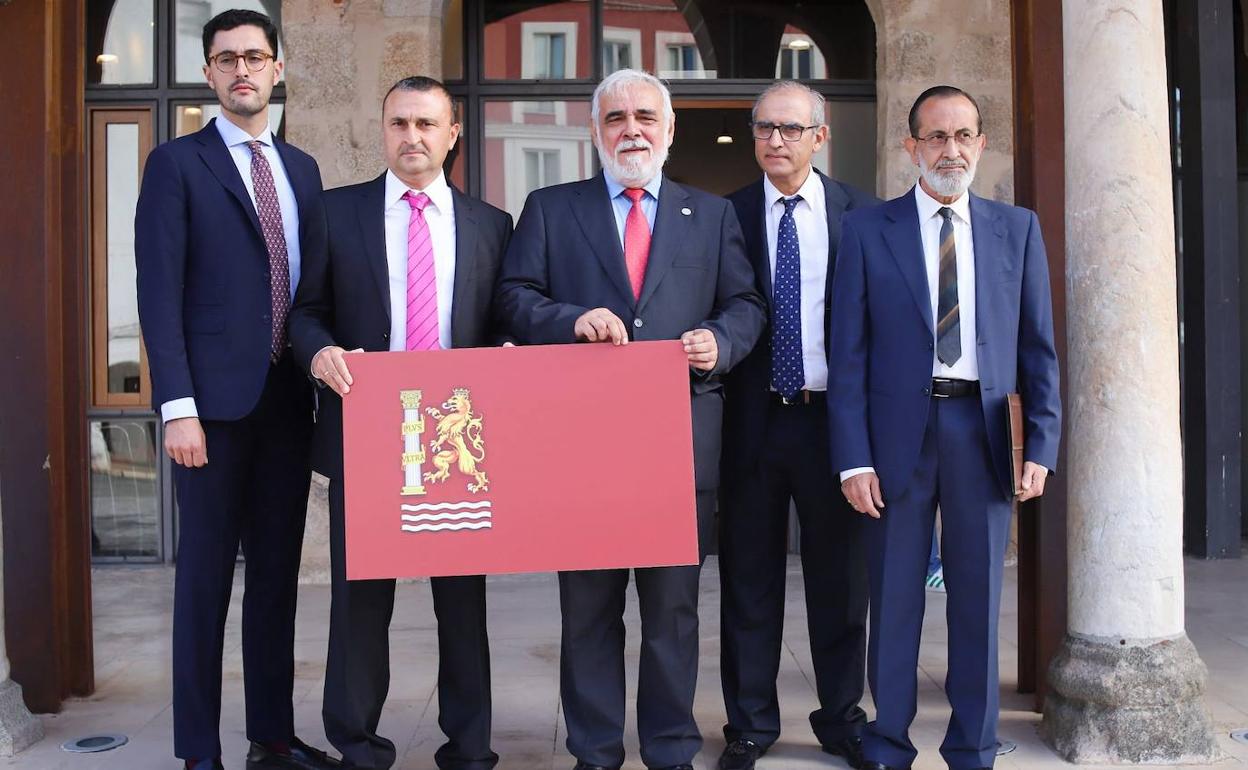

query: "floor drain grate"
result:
(61, 734), (128, 753)
(996, 739), (1018, 756)
(1231, 729), (1248, 746)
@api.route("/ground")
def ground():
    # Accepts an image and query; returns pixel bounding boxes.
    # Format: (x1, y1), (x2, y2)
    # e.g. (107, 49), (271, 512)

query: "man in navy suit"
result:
(829, 86), (1061, 770)
(495, 68), (765, 770)
(289, 76), (512, 770)
(134, 10), (336, 770)
(717, 81), (877, 770)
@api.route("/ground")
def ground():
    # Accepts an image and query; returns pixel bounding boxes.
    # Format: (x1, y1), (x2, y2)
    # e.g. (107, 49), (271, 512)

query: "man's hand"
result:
(842, 471), (885, 519)
(165, 417), (207, 468)
(574, 308), (629, 345)
(313, 345), (359, 397)
(681, 328), (718, 372)
(1017, 461), (1049, 502)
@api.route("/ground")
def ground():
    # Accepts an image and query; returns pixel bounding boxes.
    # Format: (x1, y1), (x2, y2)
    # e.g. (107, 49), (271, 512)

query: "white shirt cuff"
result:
(839, 466), (875, 482)
(160, 397), (198, 423)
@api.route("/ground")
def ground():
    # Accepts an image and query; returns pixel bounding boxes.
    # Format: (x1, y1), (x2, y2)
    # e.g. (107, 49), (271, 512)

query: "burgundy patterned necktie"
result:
(247, 140), (291, 360)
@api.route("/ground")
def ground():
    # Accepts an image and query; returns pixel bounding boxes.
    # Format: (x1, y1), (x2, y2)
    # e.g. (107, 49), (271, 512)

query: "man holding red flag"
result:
(496, 68), (765, 770)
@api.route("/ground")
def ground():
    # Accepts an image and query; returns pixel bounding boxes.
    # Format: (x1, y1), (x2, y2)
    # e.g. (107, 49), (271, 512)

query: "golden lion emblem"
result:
(423, 388), (489, 493)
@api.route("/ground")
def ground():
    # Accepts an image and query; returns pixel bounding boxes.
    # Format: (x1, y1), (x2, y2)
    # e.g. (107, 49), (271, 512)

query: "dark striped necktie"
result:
(936, 206), (961, 367)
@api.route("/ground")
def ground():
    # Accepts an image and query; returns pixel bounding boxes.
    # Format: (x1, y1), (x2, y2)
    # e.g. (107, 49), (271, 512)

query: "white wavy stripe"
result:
(401, 521), (493, 532)
(400, 501), (492, 512)
(400, 511), (493, 523)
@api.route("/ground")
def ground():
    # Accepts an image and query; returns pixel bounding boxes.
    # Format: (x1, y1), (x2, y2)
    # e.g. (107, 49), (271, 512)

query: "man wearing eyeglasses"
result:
(135, 9), (337, 770)
(715, 81), (877, 770)
(828, 85), (1061, 770)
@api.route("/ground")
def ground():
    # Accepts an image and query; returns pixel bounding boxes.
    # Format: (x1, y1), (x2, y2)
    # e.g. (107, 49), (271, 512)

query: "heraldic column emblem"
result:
(398, 388), (492, 533)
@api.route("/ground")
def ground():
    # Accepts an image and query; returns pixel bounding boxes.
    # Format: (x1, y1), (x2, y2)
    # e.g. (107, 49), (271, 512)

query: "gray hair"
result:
(751, 80), (826, 126)
(591, 68), (675, 127)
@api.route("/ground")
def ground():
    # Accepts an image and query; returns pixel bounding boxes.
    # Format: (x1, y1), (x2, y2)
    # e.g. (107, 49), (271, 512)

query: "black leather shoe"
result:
(718, 738), (767, 770)
(247, 737), (341, 769)
(572, 763), (620, 770)
(858, 762), (910, 770)
(822, 737), (865, 770)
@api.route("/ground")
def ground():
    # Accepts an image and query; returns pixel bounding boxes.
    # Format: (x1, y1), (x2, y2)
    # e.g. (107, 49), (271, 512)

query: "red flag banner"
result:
(341, 341), (699, 579)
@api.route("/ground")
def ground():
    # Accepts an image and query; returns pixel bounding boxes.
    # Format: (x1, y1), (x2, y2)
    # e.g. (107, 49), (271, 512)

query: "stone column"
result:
(0, 484), (43, 754)
(1042, 1), (1219, 763)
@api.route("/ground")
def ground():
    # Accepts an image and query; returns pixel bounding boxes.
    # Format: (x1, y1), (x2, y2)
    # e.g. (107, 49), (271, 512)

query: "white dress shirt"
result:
(840, 184), (980, 483)
(914, 184), (979, 380)
(763, 170), (830, 391)
(161, 116), (301, 423)
(383, 170), (457, 352)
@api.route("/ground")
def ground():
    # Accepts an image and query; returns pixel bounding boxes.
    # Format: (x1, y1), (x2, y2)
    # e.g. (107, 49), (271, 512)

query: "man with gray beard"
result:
(828, 85), (1061, 770)
(495, 68), (765, 770)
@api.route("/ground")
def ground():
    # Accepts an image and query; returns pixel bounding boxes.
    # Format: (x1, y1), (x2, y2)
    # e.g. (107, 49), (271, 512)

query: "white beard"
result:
(598, 137), (669, 188)
(919, 155), (975, 198)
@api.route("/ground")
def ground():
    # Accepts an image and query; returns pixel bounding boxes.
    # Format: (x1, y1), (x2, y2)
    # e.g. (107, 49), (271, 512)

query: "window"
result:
(525, 149), (561, 192)
(776, 33), (827, 79)
(667, 44), (698, 73)
(533, 32), (567, 78)
(602, 40), (631, 74)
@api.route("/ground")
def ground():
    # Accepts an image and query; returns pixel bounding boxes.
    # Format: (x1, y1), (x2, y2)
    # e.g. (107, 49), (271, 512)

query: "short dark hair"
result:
(908, 85), (982, 137)
(202, 9), (280, 62)
(383, 76), (460, 123)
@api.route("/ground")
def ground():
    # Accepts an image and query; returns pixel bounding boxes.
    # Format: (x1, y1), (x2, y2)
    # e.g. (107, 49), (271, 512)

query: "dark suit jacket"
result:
(494, 173), (766, 491)
(289, 172), (514, 480)
(721, 170), (879, 477)
(828, 189), (1062, 500)
(135, 118), (325, 420)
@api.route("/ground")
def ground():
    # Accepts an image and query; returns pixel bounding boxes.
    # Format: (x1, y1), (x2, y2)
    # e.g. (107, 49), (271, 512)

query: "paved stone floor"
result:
(5, 556), (1248, 770)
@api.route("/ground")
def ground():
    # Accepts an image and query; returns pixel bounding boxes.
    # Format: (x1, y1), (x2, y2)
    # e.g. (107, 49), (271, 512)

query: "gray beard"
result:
(920, 159), (974, 198)
(598, 143), (669, 188)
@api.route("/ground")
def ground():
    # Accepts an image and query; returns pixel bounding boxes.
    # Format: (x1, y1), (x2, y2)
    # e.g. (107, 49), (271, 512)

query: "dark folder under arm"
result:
(1008, 393), (1024, 496)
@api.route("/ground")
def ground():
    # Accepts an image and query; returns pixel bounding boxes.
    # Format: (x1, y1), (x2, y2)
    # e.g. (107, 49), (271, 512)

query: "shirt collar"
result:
(604, 170), (663, 203)
(762, 167), (825, 213)
(214, 115), (275, 148)
(385, 169), (454, 215)
(915, 182), (971, 225)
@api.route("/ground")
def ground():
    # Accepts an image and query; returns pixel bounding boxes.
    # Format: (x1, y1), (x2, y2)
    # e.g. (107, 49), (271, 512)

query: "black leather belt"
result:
(930, 378), (979, 398)
(769, 390), (826, 406)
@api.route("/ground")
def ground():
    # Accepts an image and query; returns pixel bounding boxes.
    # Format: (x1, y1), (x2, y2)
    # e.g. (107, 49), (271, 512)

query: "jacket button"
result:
(382, 332), (390, 340)
(927, 341), (934, 351)
(633, 318), (643, 328)
(922, 386), (931, 396)
(261, 313), (271, 322)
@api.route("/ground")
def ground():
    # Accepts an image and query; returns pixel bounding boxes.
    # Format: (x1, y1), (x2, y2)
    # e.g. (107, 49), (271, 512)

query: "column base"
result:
(0, 679), (41, 755)
(1042, 633), (1221, 764)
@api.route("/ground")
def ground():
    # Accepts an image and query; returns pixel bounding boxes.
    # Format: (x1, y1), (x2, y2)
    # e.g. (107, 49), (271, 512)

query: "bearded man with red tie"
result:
(495, 68), (765, 770)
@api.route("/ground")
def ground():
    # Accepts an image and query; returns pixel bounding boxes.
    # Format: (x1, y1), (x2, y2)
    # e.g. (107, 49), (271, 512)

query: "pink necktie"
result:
(404, 191), (440, 351)
(623, 188), (651, 301)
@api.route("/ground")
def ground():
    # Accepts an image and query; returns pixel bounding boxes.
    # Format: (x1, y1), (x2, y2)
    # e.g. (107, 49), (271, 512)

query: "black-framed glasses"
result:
(750, 121), (820, 142)
(912, 129), (981, 149)
(208, 50), (275, 74)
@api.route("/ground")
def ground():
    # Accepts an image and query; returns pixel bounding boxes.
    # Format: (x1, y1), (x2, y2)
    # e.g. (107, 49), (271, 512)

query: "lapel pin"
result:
(681, 207), (692, 216)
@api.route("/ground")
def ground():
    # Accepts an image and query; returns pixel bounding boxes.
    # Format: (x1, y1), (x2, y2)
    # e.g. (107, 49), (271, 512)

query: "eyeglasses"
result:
(750, 121), (820, 142)
(912, 129), (981, 149)
(208, 50), (275, 74)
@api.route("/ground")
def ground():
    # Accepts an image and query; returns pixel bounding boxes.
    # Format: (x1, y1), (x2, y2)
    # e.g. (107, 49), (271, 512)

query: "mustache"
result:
(933, 159), (967, 171)
(615, 138), (652, 155)
(230, 79), (256, 91)
(399, 143), (427, 154)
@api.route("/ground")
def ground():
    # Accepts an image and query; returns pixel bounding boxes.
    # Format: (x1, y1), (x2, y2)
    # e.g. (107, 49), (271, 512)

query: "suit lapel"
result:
(357, 174), (390, 322)
(637, 177), (690, 310)
(450, 186), (479, 348)
(195, 119), (263, 239)
(969, 194), (1008, 346)
(570, 175), (635, 306)
(821, 171), (851, 295)
(741, 181), (772, 299)
(273, 137), (312, 231)
(881, 191), (935, 336)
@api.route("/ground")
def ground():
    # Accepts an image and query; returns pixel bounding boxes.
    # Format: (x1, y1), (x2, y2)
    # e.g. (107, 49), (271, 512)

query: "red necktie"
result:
(623, 188), (650, 301)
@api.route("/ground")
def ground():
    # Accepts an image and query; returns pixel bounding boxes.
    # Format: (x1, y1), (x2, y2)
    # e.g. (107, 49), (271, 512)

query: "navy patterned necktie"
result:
(936, 207), (961, 366)
(247, 140), (291, 360)
(771, 195), (805, 400)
